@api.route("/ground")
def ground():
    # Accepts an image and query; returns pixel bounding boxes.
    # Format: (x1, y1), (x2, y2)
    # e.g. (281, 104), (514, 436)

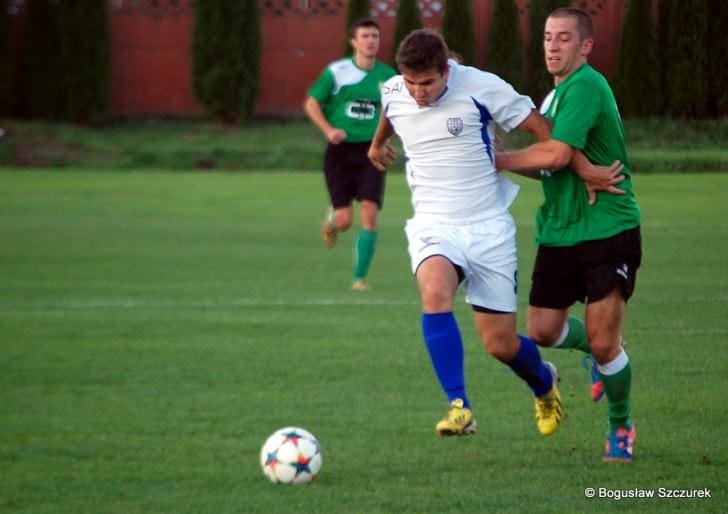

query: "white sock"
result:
(597, 348), (629, 376)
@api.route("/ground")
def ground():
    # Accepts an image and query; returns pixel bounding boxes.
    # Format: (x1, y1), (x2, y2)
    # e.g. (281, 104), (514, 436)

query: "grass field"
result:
(1, 170), (726, 513)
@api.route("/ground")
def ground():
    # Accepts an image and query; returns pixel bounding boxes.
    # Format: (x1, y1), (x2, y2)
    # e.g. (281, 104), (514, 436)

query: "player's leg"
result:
(529, 245), (602, 400)
(417, 256), (474, 436)
(474, 311), (562, 436)
(351, 200), (379, 290)
(406, 220), (474, 436)
(583, 227), (642, 461)
(321, 143), (355, 248)
(351, 147), (385, 290)
(466, 215), (562, 435)
(586, 287), (635, 461)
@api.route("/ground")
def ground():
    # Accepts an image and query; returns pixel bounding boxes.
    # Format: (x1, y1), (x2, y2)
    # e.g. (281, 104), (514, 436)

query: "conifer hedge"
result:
(21, 0), (64, 118)
(392, 0), (422, 66)
(441, 0), (476, 65)
(0, 0), (13, 115)
(613, 0), (661, 118)
(706, 0), (728, 117)
(486, 0), (523, 90)
(20, 0), (108, 121)
(661, 0), (708, 118)
(192, 0), (261, 121)
(59, 0), (109, 122)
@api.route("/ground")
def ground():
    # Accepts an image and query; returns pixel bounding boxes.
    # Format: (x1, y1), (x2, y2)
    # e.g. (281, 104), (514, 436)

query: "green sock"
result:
(601, 360), (632, 431)
(353, 229), (377, 281)
(555, 315), (590, 353)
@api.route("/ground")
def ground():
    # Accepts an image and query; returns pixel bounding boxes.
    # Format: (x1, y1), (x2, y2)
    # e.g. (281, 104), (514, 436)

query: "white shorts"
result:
(405, 213), (519, 312)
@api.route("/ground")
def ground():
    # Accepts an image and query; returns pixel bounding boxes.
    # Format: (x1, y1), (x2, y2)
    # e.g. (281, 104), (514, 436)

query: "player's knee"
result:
(335, 212), (353, 231)
(482, 331), (519, 362)
(527, 324), (560, 347)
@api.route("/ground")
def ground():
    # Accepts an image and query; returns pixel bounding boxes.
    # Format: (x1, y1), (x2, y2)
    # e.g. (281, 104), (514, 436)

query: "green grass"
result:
(1, 170), (726, 513)
(1, 118), (727, 172)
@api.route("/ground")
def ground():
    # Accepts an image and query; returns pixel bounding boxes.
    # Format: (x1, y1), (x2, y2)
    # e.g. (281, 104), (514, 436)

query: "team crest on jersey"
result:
(447, 118), (464, 136)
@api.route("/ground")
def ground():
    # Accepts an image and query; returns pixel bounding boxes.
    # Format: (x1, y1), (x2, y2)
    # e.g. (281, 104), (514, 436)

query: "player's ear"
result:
(581, 37), (593, 57)
(443, 64), (451, 80)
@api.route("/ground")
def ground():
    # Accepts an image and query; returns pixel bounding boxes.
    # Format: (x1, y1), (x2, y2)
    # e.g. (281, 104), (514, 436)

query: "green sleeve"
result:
(307, 68), (334, 103)
(550, 80), (601, 151)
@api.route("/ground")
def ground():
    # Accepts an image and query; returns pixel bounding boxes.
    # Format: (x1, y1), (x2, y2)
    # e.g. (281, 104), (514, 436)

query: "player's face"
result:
(350, 27), (381, 59)
(401, 66), (450, 107)
(543, 16), (592, 84)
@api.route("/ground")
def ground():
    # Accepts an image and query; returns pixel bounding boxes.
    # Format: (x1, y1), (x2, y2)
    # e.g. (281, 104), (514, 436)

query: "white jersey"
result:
(381, 61), (534, 223)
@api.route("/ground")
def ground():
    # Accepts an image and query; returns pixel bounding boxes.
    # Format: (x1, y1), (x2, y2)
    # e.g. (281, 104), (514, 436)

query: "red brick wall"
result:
(10, 0), (625, 117)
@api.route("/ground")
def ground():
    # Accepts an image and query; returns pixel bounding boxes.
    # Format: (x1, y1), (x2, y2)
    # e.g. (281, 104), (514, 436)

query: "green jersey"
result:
(307, 58), (396, 143)
(537, 63), (641, 247)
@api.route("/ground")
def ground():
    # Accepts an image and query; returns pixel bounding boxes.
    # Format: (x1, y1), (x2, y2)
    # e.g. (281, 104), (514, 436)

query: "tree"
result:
(21, 0), (64, 118)
(661, 0), (709, 118)
(20, 0), (109, 121)
(58, 0), (109, 122)
(486, 0), (523, 90)
(343, 0), (370, 56)
(0, 0), (13, 115)
(613, 0), (661, 118)
(193, 0), (261, 121)
(441, 0), (476, 65)
(392, 0), (422, 66)
(706, 0), (728, 116)
(525, 0), (570, 106)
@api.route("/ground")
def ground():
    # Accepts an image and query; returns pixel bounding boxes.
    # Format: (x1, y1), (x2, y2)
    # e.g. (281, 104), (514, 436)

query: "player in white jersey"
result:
(368, 29), (564, 438)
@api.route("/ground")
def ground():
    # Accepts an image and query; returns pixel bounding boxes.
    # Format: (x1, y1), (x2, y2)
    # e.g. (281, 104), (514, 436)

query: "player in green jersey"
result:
(304, 19), (396, 291)
(496, 7), (641, 462)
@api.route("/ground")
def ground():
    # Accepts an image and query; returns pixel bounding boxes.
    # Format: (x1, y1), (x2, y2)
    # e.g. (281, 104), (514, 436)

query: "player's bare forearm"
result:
(303, 96), (346, 144)
(516, 109), (552, 142)
(496, 110), (556, 178)
(368, 114), (396, 171)
(496, 139), (571, 173)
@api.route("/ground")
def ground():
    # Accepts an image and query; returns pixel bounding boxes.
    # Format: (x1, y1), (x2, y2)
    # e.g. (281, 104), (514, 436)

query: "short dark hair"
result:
(549, 7), (594, 40)
(350, 18), (380, 38)
(395, 29), (450, 74)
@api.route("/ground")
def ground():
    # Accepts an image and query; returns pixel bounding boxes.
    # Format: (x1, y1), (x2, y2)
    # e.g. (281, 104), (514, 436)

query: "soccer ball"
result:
(260, 427), (322, 485)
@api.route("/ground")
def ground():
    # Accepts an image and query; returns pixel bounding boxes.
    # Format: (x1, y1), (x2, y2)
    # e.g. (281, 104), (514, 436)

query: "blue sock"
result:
(506, 335), (553, 397)
(422, 312), (470, 408)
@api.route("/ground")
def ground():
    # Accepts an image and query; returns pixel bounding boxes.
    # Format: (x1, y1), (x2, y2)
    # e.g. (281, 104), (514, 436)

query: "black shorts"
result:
(529, 226), (642, 308)
(323, 142), (385, 209)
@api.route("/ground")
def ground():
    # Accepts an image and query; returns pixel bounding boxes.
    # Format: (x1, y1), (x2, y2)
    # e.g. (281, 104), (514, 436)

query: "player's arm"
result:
(496, 109), (553, 179)
(569, 151), (626, 204)
(303, 96), (346, 144)
(367, 111), (396, 172)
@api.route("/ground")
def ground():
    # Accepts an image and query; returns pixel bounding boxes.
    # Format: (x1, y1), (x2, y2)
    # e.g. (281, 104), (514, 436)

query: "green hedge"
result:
(486, 0), (523, 90)
(20, 0), (108, 121)
(441, 0), (476, 66)
(0, 0), (13, 115)
(391, 0), (422, 66)
(613, 0), (661, 118)
(192, 0), (261, 122)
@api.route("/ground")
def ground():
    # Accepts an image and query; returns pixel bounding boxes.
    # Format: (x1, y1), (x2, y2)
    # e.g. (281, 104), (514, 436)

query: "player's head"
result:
(396, 29), (450, 74)
(350, 18), (381, 59)
(544, 7), (594, 84)
(396, 29), (451, 107)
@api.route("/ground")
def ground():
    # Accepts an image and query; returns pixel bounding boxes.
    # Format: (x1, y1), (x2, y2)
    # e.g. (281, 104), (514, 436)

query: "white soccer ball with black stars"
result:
(260, 427), (322, 485)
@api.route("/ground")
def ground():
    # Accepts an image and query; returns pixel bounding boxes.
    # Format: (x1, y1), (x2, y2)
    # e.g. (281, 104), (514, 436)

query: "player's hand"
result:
(327, 128), (347, 145)
(583, 160), (626, 205)
(493, 136), (505, 153)
(368, 142), (396, 172)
